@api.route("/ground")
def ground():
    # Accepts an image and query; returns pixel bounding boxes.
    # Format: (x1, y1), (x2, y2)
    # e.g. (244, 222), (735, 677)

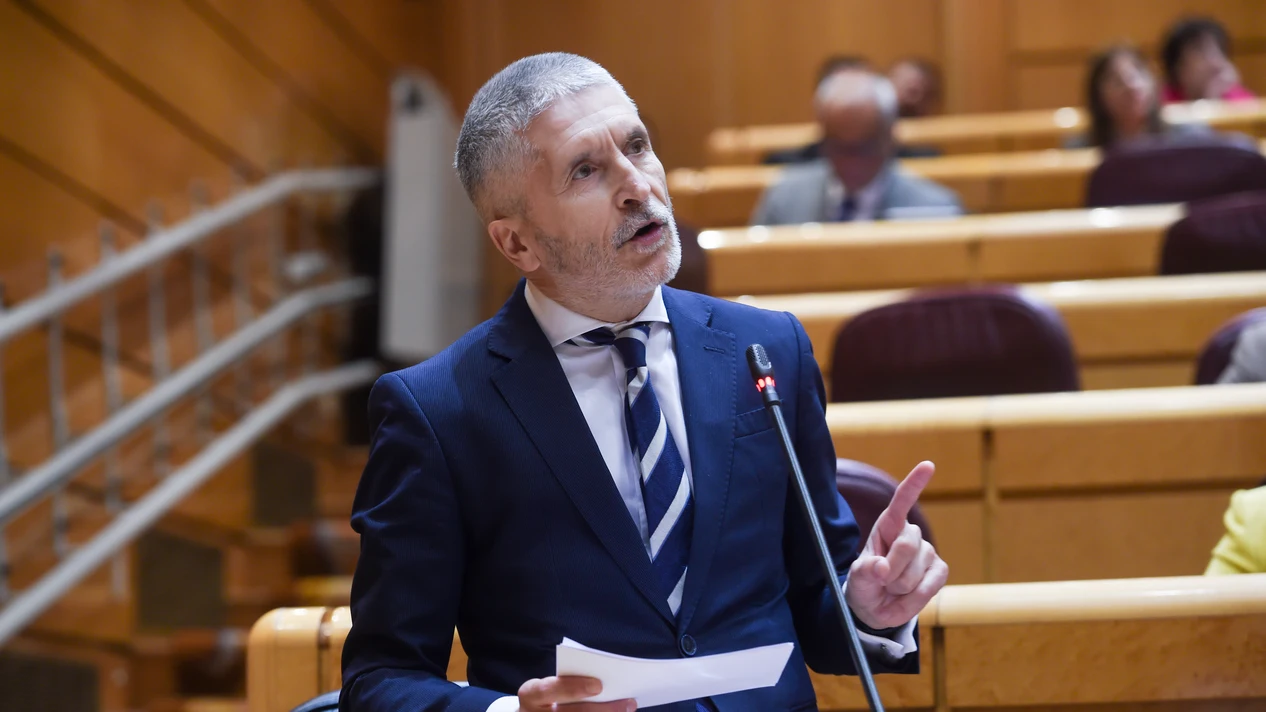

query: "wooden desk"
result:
(824, 383), (1266, 584)
(707, 99), (1266, 164)
(738, 271), (1266, 390)
(671, 148), (1096, 225)
(701, 203), (1183, 295)
(673, 138), (1266, 226)
(248, 574), (1266, 712)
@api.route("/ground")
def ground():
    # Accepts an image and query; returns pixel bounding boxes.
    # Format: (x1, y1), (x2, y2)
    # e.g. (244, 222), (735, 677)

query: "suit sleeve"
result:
(340, 374), (506, 712)
(750, 183), (781, 226)
(779, 313), (920, 676)
(1217, 322), (1266, 384)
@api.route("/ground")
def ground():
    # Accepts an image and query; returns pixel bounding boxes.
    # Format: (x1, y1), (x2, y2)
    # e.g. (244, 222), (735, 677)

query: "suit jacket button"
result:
(679, 634), (697, 657)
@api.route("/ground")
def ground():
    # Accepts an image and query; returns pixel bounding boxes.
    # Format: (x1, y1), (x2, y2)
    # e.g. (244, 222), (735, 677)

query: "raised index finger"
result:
(875, 461), (935, 541)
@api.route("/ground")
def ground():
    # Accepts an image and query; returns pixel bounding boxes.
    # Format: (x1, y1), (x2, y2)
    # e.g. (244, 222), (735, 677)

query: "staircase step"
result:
(290, 518), (357, 577)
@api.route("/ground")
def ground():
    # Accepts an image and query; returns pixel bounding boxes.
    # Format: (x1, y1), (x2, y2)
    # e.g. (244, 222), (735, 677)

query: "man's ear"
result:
(488, 217), (542, 273)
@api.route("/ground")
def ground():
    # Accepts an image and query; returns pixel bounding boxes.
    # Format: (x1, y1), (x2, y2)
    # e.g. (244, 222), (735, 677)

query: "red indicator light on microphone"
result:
(756, 376), (776, 391)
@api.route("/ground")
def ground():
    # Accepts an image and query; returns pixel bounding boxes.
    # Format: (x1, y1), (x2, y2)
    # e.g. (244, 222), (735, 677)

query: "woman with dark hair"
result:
(1160, 16), (1255, 103)
(1076, 46), (1207, 149)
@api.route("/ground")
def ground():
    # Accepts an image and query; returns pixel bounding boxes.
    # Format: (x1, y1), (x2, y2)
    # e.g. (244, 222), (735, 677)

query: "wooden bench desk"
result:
(738, 271), (1266, 390)
(824, 383), (1266, 584)
(672, 138), (1266, 226)
(707, 99), (1266, 164)
(291, 382), (1266, 597)
(248, 574), (1266, 712)
(700, 203), (1183, 295)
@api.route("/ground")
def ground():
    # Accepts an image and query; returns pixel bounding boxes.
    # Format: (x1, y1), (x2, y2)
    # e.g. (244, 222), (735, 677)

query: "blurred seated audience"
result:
(888, 57), (942, 118)
(1206, 485), (1266, 575)
(1160, 16), (1256, 103)
(1067, 46), (1210, 149)
(752, 68), (962, 225)
(1218, 319), (1266, 384)
(764, 55), (942, 164)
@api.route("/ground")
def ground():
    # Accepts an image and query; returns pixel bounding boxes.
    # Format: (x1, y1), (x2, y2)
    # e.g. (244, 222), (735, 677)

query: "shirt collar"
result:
(825, 161), (894, 213)
(524, 281), (670, 348)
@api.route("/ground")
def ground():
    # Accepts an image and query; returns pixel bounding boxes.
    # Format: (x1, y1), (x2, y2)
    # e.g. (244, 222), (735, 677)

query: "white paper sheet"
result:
(555, 637), (794, 708)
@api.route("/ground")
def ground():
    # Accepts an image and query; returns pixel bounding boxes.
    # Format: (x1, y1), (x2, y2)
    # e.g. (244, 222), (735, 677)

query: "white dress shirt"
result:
(484, 283), (914, 711)
(825, 168), (890, 222)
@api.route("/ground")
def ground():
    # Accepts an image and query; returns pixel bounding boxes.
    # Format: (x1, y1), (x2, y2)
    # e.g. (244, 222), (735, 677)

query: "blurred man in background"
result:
(752, 69), (961, 225)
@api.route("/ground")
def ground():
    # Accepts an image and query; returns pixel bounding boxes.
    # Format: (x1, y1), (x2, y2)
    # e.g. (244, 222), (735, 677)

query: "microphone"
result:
(745, 344), (885, 712)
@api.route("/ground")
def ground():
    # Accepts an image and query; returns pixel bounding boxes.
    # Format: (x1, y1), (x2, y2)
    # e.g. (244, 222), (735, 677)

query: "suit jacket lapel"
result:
(488, 282), (675, 625)
(663, 288), (737, 630)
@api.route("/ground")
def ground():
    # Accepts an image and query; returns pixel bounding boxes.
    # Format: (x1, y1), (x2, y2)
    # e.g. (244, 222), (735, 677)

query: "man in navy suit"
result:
(341, 53), (948, 712)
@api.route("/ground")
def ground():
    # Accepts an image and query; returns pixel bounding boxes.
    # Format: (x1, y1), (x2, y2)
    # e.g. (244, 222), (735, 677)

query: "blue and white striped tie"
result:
(571, 323), (693, 616)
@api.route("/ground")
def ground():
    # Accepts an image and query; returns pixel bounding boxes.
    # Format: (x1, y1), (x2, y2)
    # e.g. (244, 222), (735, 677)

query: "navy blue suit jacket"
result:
(340, 283), (916, 712)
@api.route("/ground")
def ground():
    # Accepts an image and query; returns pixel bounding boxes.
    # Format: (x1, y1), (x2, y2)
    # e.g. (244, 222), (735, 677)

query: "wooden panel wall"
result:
(428, 0), (1266, 171)
(1005, 0), (1266, 110)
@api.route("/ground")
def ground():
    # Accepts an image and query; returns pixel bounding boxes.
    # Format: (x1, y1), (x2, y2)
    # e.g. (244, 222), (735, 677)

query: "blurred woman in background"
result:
(1077, 46), (1208, 149)
(1160, 17), (1255, 103)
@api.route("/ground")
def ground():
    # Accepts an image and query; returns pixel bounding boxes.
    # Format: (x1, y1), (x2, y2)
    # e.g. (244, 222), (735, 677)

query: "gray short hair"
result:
(455, 53), (629, 219)
(815, 70), (900, 128)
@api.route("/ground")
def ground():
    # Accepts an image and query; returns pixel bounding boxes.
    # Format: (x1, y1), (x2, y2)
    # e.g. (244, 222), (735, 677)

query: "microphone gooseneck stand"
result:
(745, 343), (885, 712)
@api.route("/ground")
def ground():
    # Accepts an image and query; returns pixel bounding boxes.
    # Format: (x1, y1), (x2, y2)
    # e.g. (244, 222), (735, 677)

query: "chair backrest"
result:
(1086, 138), (1266, 208)
(835, 459), (934, 547)
(829, 286), (1080, 402)
(1193, 307), (1266, 384)
(1160, 191), (1266, 275)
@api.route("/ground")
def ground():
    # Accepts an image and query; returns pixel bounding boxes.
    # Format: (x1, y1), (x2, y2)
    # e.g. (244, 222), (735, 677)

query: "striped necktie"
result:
(569, 323), (694, 616)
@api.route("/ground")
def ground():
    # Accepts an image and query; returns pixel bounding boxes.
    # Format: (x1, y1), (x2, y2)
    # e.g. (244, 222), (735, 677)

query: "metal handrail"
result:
(0, 360), (379, 646)
(0, 168), (377, 345)
(0, 165), (378, 622)
(0, 277), (374, 527)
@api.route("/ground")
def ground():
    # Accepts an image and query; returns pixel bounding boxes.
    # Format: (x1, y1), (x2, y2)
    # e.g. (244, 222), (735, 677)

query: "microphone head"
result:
(746, 343), (774, 382)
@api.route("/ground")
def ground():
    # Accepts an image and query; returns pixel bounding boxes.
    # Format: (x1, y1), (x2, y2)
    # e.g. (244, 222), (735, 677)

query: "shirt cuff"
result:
(487, 695), (519, 712)
(854, 615), (918, 660)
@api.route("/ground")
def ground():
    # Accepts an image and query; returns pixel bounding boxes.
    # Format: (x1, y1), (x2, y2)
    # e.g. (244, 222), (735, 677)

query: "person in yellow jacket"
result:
(1206, 485), (1266, 575)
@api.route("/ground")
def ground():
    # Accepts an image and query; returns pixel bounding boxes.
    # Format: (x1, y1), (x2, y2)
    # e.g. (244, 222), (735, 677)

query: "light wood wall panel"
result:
(0, 2), (233, 227)
(1010, 0), (1266, 53)
(724, 0), (942, 128)
(29, 0), (350, 172)
(307, 0), (442, 77)
(1006, 0), (1266, 110)
(193, 0), (392, 157)
(487, 0), (722, 173)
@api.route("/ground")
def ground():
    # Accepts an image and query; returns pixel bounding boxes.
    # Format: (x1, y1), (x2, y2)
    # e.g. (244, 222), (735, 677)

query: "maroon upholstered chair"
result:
(1160, 191), (1266, 275)
(1085, 138), (1266, 208)
(835, 459), (934, 547)
(830, 286), (1080, 403)
(1194, 308), (1266, 385)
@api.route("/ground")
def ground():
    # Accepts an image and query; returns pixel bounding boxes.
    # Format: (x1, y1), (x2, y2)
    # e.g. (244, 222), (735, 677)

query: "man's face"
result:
(512, 83), (680, 305)
(818, 101), (893, 193)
